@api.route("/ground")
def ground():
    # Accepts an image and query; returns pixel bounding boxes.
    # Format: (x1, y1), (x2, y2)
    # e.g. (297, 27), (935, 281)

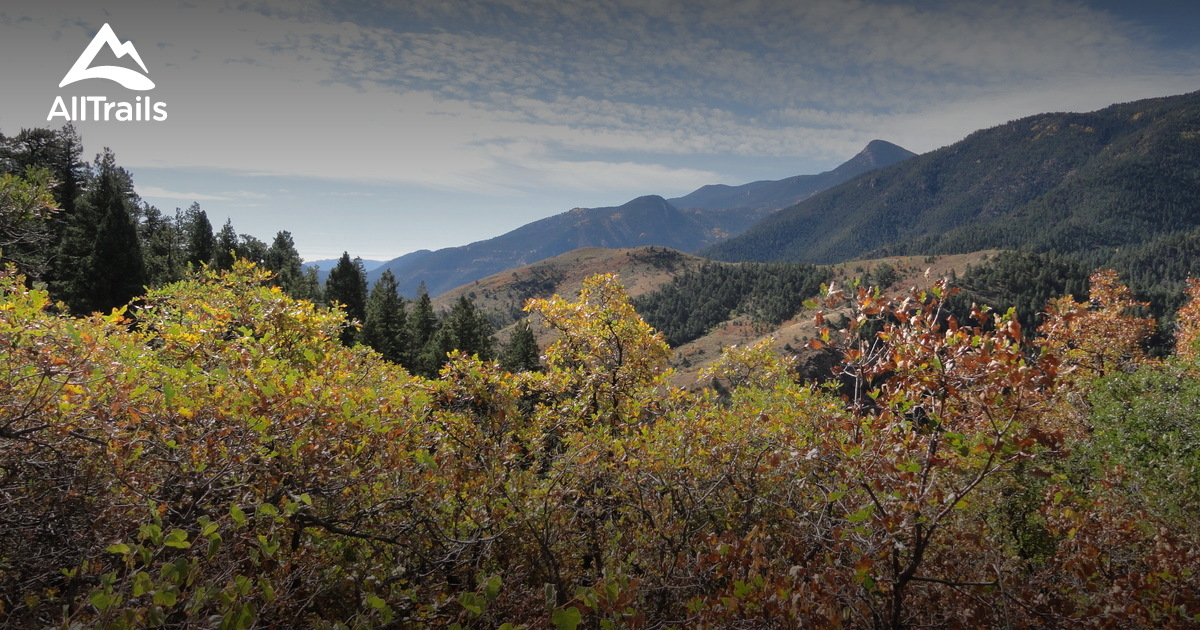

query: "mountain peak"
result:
(848, 140), (917, 170)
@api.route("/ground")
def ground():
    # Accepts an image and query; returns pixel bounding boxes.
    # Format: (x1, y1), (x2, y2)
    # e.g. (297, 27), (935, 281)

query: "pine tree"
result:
(325, 252), (367, 345)
(408, 283), (440, 377)
(88, 191), (147, 312)
(137, 203), (184, 286)
(237, 234), (267, 265)
(213, 218), (238, 270)
(183, 203), (215, 268)
(500, 320), (541, 372)
(295, 266), (324, 303)
(362, 270), (408, 364)
(443, 295), (494, 360)
(264, 231), (304, 295)
(3, 126), (86, 285)
(55, 148), (146, 313)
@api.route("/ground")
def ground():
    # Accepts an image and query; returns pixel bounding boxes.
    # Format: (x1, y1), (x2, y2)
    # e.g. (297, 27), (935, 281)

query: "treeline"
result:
(943, 239), (1200, 350)
(634, 261), (829, 346)
(1, 124), (530, 376)
(329, 256), (540, 377)
(0, 125), (321, 311)
(944, 251), (1092, 333)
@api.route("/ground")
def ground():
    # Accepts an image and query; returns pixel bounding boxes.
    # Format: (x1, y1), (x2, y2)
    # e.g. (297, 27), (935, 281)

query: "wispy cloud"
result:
(4, 0), (1199, 260)
(135, 186), (231, 202)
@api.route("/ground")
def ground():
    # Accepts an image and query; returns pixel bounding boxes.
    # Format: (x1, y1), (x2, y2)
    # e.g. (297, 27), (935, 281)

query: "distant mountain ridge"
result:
(670, 140), (914, 212)
(704, 91), (1200, 267)
(371, 140), (915, 296)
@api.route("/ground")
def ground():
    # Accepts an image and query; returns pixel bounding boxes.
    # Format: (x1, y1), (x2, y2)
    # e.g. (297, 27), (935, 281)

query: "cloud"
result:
(6, 0), (1199, 196)
(135, 186), (232, 201)
(134, 186), (268, 202)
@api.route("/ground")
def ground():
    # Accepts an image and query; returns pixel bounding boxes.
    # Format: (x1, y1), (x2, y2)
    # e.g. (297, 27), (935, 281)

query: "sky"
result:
(2, 0), (1199, 262)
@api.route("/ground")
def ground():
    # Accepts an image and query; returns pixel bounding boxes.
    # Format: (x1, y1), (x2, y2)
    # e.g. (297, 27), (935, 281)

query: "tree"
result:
(407, 282), (440, 377)
(362, 270), (408, 364)
(213, 218), (239, 270)
(237, 234), (268, 265)
(324, 252), (367, 345)
(54, 148), (145, 313)
(264, 230), (304, 295)
(136, 203), (185, 287)
(295, 265), (324, 303)
(526, 273), (671, 430)
(182, 202), (215, 268)
(0, 167), (58, 279)
(0, 125), (85, 216)
(443, 295), (494, 361)
(500, 320), (541, 372)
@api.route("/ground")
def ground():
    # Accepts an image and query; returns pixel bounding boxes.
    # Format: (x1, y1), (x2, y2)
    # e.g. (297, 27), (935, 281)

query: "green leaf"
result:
(106, 542), (131, 554)
(153, 587), (180, 607)
(89, 589), (114, 612)
(847, 506), (874, 523)
(230, 503), (246, 526)
(552, 607), (582, 630)
(482, 573), (502, 600)
(458, 592), (485, 616)
(414, 449), (436, 468)
(163, 528), (191, 549)
(133, 571), (153, 597)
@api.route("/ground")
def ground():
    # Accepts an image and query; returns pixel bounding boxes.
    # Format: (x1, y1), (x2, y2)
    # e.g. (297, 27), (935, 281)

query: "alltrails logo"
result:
(47, 23), (168, 122)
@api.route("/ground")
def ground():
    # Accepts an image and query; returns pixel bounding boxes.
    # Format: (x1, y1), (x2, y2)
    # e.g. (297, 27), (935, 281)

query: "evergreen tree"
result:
(237, 234), (268, 265)
(56, 149), (146, 313)
(213, 218), (238, 270)
(324, 252), (367, 345)
(500, 320), (541, 372)
(3, 126), (86, 285)
(0, 125), (85, 216)
(362, 270), (408, 364)
(408, 283), (440, 377)
(295, 266), (324, 303)
(136, 203), (184, 287)
(89, 193), (147, 313)
(0, 167), (58, 280)
(443, 295), (494, 360)
(264, 231), (304, 295)
(183, 203), (215, 268)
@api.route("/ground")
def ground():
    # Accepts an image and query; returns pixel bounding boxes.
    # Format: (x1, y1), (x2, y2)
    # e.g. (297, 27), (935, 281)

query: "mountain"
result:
(371, 140), (915, 297)
(704, 91), (1200, 267)
(669, 140), (914, 212)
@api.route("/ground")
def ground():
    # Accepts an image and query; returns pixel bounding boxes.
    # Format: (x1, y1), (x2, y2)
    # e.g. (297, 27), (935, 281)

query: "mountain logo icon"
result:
(59, 23), (155, 91)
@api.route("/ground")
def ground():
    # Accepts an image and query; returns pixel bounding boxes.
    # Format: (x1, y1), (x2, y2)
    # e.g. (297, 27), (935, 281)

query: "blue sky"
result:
(2, 0), (1199, 261)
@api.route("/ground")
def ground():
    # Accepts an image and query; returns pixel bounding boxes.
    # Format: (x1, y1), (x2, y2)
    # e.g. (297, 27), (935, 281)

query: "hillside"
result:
(440, 244), (996, 386)
(704, 91), (1200, 269)
(371, 140), (914, 297)
(432, 246), (709, 328)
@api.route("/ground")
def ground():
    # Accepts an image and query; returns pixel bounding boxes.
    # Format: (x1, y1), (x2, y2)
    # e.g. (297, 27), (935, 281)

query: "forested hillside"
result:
(706, 91), (1200, 275)
(634, 261), (829, 346)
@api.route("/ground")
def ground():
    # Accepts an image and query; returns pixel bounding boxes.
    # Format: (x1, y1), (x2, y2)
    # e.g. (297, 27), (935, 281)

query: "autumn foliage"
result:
(2, 262), (1199, 628)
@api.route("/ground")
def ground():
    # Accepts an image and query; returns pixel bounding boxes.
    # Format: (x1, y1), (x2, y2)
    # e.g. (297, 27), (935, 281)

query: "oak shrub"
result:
(1, 263), (1198, 628)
